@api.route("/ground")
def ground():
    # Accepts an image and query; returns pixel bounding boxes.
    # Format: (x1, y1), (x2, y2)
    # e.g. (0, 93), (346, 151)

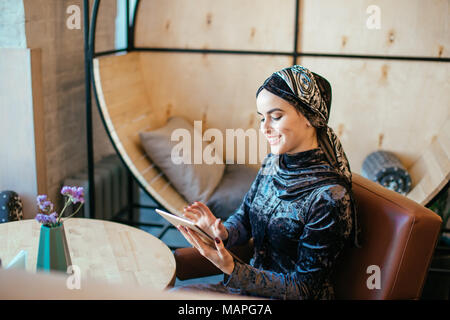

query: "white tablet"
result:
(155, 209), (214, 245)
(155, 209), (245, 263)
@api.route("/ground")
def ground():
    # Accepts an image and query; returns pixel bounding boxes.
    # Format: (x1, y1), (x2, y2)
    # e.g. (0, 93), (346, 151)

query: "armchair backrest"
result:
(334, 174), (442, 299)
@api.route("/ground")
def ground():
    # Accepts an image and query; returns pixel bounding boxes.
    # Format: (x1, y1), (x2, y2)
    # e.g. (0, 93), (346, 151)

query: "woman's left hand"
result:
(177, 225), (235, 275)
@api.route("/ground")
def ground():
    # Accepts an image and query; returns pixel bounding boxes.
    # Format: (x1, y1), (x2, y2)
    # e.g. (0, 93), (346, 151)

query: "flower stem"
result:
(58, 198), (72, 223)
(61, 202), (84, 221)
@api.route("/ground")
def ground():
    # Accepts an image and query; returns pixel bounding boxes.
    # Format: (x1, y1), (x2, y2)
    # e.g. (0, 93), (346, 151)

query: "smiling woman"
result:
(256, 90), (319, 155)
(173, 65), (360, 300)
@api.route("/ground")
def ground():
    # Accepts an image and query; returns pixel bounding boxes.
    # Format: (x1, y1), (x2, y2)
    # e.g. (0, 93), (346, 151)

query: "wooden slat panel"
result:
(142, 168), (165, 186)
(97, 56), (153, 127)
(299, 56), (449, 205)
(94, 42), (449, 210)
(144, 173), (189, 214)
(94, 53), (190, 214)
(114, 111), (155, 140)
(102, 84), (147, 106)
(153, 183), (189, 213)
(108, 97), (151, 123)
(408, 118), (450, 205)
(134, 0), (296, 52)
(120, 139), (148, 168)
(429, 136), (450, 180)
(138, 52), (292, 164)
(298, 56), (450, 173)
(299, 0), (450, 58)
(439, 122), (450, 160)
(101, 71), (143, 93)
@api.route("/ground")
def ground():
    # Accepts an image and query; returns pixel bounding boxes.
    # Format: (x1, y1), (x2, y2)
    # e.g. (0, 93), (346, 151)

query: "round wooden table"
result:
(0, 218), (176, 289)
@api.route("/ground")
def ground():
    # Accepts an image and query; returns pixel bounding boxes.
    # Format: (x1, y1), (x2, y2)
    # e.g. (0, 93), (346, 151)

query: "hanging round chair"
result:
(89, 0), (450, 216)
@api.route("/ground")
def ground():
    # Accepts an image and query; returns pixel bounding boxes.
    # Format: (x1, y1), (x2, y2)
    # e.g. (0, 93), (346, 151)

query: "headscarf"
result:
(257, 65), (361, 248)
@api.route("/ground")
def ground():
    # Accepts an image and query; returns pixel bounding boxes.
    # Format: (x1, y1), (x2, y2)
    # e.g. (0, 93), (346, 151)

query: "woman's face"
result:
(256, 89), (318, 155)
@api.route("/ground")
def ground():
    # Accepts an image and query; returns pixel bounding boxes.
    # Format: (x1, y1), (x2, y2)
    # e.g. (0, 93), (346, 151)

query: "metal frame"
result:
(83, 0), (450, 256)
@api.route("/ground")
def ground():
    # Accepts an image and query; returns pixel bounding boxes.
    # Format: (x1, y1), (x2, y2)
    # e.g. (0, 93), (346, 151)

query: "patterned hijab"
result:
(257, 65), (361, 248)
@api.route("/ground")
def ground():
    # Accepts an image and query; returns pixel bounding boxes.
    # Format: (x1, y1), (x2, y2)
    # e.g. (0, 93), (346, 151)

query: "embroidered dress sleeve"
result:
(224, 185), (353, 300)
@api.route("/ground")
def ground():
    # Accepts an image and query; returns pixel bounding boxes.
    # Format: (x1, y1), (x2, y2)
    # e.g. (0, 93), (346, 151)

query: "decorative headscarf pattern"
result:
(256, 65), (361, 248)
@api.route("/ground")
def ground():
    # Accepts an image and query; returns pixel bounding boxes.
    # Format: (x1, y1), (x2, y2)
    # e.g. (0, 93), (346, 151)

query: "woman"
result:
(176, 65), (360, 300)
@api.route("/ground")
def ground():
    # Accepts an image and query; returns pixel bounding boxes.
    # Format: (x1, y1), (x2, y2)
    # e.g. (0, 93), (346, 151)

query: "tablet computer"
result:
(155, 209), (215, 246)
(155, 208), (244, 263)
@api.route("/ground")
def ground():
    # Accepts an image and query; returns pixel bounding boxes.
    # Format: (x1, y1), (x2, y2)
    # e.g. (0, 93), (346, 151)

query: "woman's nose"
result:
(261, 118), (272, 134)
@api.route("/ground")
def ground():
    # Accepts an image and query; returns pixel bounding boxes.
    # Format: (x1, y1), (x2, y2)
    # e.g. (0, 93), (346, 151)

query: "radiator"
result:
(63, 154), (139, 220)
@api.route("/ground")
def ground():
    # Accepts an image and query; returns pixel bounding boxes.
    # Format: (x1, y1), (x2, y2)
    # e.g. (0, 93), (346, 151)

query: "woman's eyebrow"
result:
(256, 108), (283, 115)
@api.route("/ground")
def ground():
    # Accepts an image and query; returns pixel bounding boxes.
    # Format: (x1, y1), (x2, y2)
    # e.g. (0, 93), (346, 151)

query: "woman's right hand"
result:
(183, 201), (228, 241)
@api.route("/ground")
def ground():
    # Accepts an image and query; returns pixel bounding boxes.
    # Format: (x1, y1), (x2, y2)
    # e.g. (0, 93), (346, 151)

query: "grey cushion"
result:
(139, 116), (225, 204)
(206, 164), (258, 220)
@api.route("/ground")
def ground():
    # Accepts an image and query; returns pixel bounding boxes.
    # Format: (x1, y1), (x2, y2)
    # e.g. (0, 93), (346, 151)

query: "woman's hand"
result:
(177, 225), (235, 275)
(183, 202), (228, 241)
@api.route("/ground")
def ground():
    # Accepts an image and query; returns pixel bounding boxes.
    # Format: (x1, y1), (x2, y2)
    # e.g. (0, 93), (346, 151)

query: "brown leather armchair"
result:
(174, 173), (443, 299)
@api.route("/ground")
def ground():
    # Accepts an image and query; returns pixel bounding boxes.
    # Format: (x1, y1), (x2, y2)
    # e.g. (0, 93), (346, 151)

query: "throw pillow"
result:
(206, 164), (258, 220)
(139, 116), (225, 204)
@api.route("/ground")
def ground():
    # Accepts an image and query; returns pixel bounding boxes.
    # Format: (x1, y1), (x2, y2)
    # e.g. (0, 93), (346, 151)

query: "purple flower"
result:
(35, 213), (49, 225)
(35, 187), (85, 228)
(61, 186), (85, 204)
(48, 212), (58, 224)
(35, 212), (59, 226)
(74, 187), (85, 204)
(35, 213), (45, 224)
(36, 195), (54, 213)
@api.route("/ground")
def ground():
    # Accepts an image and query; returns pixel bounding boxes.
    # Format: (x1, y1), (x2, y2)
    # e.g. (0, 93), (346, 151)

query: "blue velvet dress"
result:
(176, 147), (354, 300)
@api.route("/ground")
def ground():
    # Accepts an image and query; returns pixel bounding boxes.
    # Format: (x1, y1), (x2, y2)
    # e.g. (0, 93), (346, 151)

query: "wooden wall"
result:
(135, 0), (296, 52)
(298, 0), (449, 204)
(298, 0), (449, 58)
(101, 0), (449, 204)
(138, 52), (290, 164)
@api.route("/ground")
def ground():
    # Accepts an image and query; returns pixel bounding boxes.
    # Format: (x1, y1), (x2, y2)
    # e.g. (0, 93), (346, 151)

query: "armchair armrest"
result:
(174, 239), (254, 280)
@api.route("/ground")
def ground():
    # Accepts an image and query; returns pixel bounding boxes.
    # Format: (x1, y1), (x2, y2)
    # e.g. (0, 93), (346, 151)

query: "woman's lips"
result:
(266, 135), (281, 145)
